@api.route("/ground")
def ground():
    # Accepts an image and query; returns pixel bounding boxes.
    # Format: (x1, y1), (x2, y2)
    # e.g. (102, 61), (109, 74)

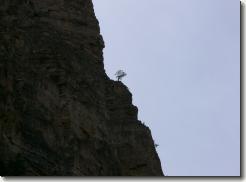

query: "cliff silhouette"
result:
(0, 0), (163, 176)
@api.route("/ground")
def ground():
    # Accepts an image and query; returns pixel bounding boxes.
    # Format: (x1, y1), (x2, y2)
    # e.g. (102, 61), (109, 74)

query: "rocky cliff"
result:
(0, 0), (163, 176)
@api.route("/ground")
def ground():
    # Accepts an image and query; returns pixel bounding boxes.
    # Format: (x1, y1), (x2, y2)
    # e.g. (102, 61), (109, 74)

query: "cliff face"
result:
(0, 0), (163, 176)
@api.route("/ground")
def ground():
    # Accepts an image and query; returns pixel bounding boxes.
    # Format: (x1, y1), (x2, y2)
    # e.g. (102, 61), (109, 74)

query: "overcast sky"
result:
(92, 0), (240, 176)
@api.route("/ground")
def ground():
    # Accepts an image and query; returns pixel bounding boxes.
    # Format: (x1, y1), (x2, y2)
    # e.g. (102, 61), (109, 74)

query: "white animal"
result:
(115, 70), (127, 81)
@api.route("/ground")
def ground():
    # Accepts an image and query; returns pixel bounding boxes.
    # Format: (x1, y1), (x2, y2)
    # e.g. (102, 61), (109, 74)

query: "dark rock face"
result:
(0, 0), (163, 176)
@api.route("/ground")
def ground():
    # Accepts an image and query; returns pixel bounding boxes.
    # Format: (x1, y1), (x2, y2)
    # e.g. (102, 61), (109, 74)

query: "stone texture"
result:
(0, 0), (164, 176)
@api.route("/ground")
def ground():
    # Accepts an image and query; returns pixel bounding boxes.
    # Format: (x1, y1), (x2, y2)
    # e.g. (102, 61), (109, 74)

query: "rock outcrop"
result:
(0, 0), (163, 176)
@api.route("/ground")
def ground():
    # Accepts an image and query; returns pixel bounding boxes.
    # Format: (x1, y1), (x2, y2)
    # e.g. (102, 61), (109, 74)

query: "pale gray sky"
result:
(92, 0), (240, 176)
